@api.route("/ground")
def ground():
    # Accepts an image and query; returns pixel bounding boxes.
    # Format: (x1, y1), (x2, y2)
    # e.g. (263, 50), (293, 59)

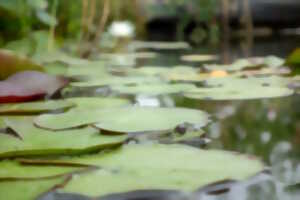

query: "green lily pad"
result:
(184, 85), (293, 100)
(70, 76), (162, 88)
(130, 66), (197, 78)
(0, 117), (127, 158)
(0, 118), (5, 129)
(0, 177), (66, 200)
(59, 144), (264, 197)
(66, 97), (131, 109)
(204, 59), (252, 71)
(67, 62), (109, 78)
(263, 56), (285, 68)
(43, 63), (68, 76)
(205, 76), (293, 88)
(0, 100), (75, 114)
(0, 160), (86, 180)
(204, 56), (284, 72)
(111, 83), (196, 96)
(35, 107), (209, 133)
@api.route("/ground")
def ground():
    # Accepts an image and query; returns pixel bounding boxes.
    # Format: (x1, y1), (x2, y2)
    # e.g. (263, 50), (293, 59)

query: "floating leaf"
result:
(35, 107), (209, 133)
(0, 50), (44, 80)
(66, 97), (131, 109)
(0, 117), (127, 158)
(0, 71), (69, 103)
(263, 56), (285, 68)
(67, 62), (109, 78)
(205, 76), (293, 88)
(0, 100), (75, 114)
(204, 56), (284, 72)
(70, 76), (161, 88)
(0, 177), (66, 200)
(59, 144), (264, 197)
(43, 63), (68, 76)
(35, 51), (89, 66)
(204, 59), (252, 71)
(181, 54), (217, 62)
(111, 83), (196, 96)
(92, 107), (209, 134)
(184, 85), (293, 100)
(0, 160), (85, 180)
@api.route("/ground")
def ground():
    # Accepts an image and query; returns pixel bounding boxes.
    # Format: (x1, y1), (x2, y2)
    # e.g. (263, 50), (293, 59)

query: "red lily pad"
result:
(0, 71), (69, 103)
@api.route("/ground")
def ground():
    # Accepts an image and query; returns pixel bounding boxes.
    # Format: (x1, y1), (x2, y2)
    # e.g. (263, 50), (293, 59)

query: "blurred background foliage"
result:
(0, 0), (219, 56)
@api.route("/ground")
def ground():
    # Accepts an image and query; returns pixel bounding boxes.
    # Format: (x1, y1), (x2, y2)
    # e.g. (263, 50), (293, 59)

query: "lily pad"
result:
(0, 177), (66, 200)
(0, 117), (127, 158)
(67, 63), (109, 78)
(204, 56), (284, 72)
(70, 76), (162, 88)
(205, 76), (293, 88)
(111, 83), (196, 96)
(0, 160), (86, 180)
(184, 85), (293, 100)
(0, 100), (75, 114)
(0, 50), (44, 80)
(66, 97), (131, 109)
(58, 144), (264, 197)
(35, 107), (209, 133)
(0, 71), (69, 103)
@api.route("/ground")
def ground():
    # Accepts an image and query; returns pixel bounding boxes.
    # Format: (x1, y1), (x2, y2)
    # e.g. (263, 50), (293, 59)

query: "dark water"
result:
(136, 35), (300, 200)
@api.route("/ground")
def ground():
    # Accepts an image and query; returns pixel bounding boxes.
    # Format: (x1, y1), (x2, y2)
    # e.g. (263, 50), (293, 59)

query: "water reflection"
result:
(138, 38), (300, 199)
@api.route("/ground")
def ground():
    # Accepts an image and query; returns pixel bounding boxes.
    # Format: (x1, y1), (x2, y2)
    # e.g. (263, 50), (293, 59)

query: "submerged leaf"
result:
(0, 71), (69, 103)
(35, 107), (209, 133)
(0, 117), (127, 158)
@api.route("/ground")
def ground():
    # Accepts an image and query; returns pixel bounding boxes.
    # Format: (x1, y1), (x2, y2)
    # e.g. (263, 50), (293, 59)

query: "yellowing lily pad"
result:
(0, 50), (44, 80)
(35, 107), (209, 133)
(0, 117), (127, 158)
(59, 144), (264, 197)
(0, 100), (75, 114)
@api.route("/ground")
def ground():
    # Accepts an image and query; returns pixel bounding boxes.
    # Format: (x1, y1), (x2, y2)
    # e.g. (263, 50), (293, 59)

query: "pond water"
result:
(1, 35), (300, 200)
(134, 35), (300, 200)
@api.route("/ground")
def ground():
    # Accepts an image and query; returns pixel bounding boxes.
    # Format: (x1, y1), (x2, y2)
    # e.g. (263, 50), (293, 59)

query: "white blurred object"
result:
(108, 21), (135, 38)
